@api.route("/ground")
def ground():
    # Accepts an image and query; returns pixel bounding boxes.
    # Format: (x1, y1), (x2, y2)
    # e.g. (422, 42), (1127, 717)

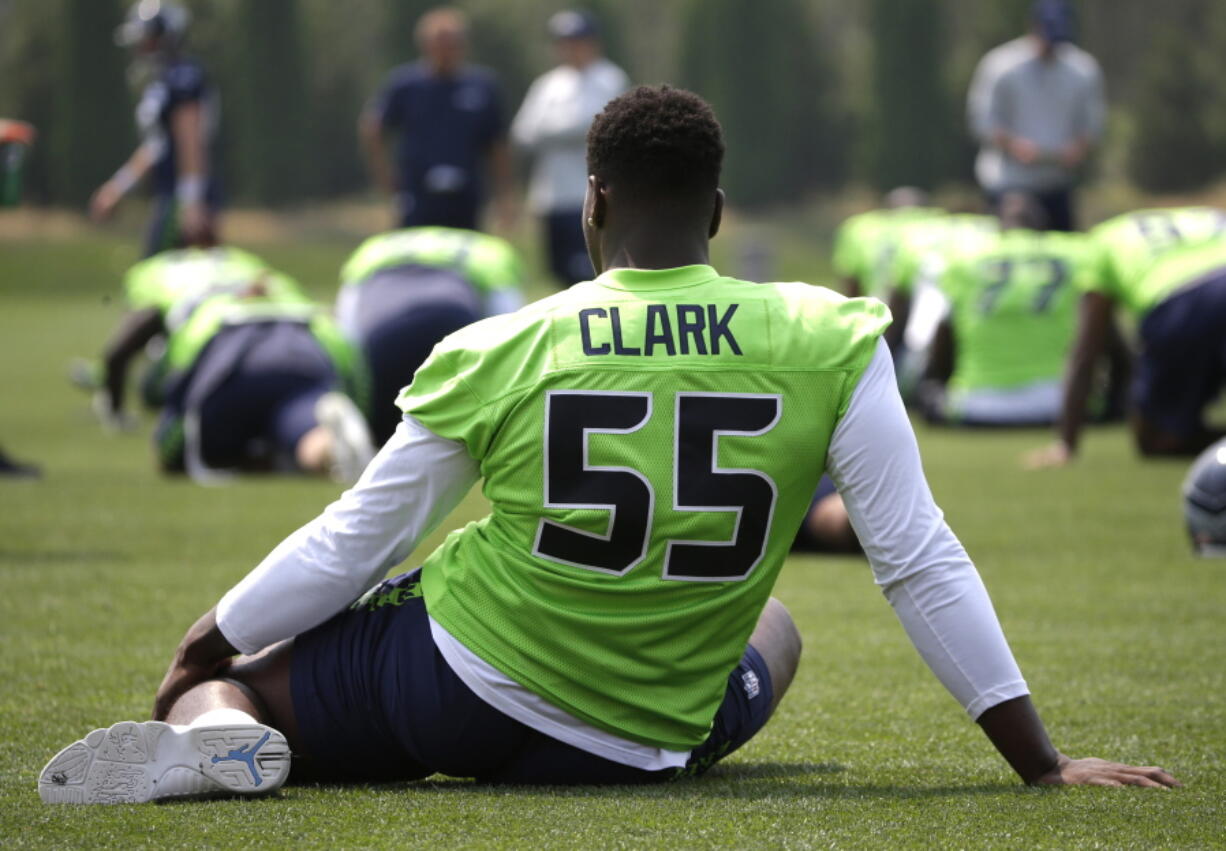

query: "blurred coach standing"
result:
(967, 0), (1104, 232)
(360, 7), (513, 232)
(512, 10), (628, 286)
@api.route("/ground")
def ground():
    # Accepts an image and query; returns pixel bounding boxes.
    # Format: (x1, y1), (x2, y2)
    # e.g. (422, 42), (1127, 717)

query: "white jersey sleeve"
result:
(216, 416), (479, 654)
(826, 340), (1030, 718)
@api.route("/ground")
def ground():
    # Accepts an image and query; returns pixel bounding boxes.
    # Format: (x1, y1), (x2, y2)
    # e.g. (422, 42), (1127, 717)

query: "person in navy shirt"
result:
(91, 1), (221, 257)
(359, 7), (513, 232)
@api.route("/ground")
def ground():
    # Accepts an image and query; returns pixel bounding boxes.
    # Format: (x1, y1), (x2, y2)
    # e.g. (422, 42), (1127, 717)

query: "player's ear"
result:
(586, 175), (607, 229)
(583, 175), (605, 274)
(708, 189), (724, 239)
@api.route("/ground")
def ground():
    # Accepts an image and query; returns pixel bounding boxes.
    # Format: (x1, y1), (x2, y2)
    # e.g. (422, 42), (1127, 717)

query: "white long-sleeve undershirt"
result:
(826, 340), (1028, 719)
(217, 339), (1027, 765)
(216, 419), (479, 655)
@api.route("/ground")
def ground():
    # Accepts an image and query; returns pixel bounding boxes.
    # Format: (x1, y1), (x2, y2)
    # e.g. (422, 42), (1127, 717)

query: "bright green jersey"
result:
(1131, 238), (1226, 310)
(122, 247), (289, 327)
(892, 213), (999, 296)
(397, 265), (889, 750)
(831, 207), (945, 298)
(940, 229), (1091, 393)
(340, 227), (523, 296)
(1082, 207), (1226, 316)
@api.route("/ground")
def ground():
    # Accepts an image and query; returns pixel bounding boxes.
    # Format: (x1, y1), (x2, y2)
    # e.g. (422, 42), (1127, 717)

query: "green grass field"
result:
(1, 222), (1223, 848)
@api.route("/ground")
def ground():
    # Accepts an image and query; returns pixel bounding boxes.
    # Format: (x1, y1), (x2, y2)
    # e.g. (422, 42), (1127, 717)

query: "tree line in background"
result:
(3, 0), (1226, 210)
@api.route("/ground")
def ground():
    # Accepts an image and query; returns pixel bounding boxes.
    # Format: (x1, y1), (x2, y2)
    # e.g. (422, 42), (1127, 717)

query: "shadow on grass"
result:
(286, 761), (1025, 802)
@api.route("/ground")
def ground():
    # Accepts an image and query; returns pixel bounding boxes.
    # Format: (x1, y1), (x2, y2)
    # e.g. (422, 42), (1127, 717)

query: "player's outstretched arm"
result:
(830, 341), (1178, 788)
(1025, 291), (1113, 468)
(358, 109), (397, 196)
(90, 140), (159, 222)
(95, 307), (164, 430)
(883, 290), (911, 352)
(976, 695), (1179, 787)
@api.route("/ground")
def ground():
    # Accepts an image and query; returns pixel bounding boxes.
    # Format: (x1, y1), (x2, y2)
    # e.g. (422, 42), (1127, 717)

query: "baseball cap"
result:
(1031, 0), (1076, 44)
(547, 10), (599, 40)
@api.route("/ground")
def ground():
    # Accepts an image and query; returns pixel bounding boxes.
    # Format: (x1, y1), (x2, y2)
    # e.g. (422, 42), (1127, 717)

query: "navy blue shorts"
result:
(348, 268), (482, 443)
(197, 372), (329, 469)
(290, 569), (775, 785)
(1135, 270), (1226, 438)
(167, 322), (337, 470)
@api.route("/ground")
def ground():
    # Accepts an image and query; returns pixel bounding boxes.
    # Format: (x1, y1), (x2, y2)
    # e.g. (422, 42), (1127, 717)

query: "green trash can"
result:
(0, 120), (36, 208)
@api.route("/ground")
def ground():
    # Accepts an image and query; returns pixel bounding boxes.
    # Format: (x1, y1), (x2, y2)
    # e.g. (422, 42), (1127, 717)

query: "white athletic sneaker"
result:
(38, 721), (291, 804)
(314, 391), (375, 485)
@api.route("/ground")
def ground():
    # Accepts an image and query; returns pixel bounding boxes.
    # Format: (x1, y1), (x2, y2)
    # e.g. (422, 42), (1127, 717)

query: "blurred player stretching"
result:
(337, 226), (524, 444)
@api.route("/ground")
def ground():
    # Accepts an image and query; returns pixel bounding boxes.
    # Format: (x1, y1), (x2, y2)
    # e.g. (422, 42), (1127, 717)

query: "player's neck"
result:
(1028, 34), (1058, 61)
(598, 225), (711, 273)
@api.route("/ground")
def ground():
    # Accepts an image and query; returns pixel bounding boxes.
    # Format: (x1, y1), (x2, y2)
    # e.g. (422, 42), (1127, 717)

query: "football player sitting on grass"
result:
(40, 86), (1177, 803)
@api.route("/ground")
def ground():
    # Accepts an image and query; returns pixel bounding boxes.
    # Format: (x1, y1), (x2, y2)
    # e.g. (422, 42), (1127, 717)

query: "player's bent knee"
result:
(749, 597), (802, 713)
(224, 639), (302, 750)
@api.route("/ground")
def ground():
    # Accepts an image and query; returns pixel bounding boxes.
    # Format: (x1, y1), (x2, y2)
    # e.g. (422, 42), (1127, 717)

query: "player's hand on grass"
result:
(1023, 442), (1073, 470)
(152, 608), (238, 721)
(1034, 753), (1180, 788)
(91, 392), (138, 433)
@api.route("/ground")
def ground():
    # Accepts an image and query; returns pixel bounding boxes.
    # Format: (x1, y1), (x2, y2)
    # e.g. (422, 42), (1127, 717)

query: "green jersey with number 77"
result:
(397, 265), (889, 750)
(939, 228), (1092, 394)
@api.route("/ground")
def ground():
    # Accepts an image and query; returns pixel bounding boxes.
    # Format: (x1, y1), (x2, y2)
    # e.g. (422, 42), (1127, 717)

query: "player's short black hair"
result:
(586, 85), (724, 204)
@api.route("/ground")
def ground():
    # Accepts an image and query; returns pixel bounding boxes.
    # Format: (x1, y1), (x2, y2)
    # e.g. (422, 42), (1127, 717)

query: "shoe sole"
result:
(39, 721), (290, 804)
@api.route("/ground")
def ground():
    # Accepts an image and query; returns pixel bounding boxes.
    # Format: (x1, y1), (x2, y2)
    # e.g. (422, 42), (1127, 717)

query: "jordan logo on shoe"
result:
(210, 731), (271, 786)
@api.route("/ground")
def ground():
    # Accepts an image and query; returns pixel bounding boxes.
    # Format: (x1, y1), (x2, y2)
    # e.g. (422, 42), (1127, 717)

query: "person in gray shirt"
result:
(967, 0), (1105, 231)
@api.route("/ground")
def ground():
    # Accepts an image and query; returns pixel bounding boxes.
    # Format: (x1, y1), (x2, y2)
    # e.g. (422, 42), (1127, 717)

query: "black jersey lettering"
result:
(579, 307), (611, 355)
(644, 304), (677, 356)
